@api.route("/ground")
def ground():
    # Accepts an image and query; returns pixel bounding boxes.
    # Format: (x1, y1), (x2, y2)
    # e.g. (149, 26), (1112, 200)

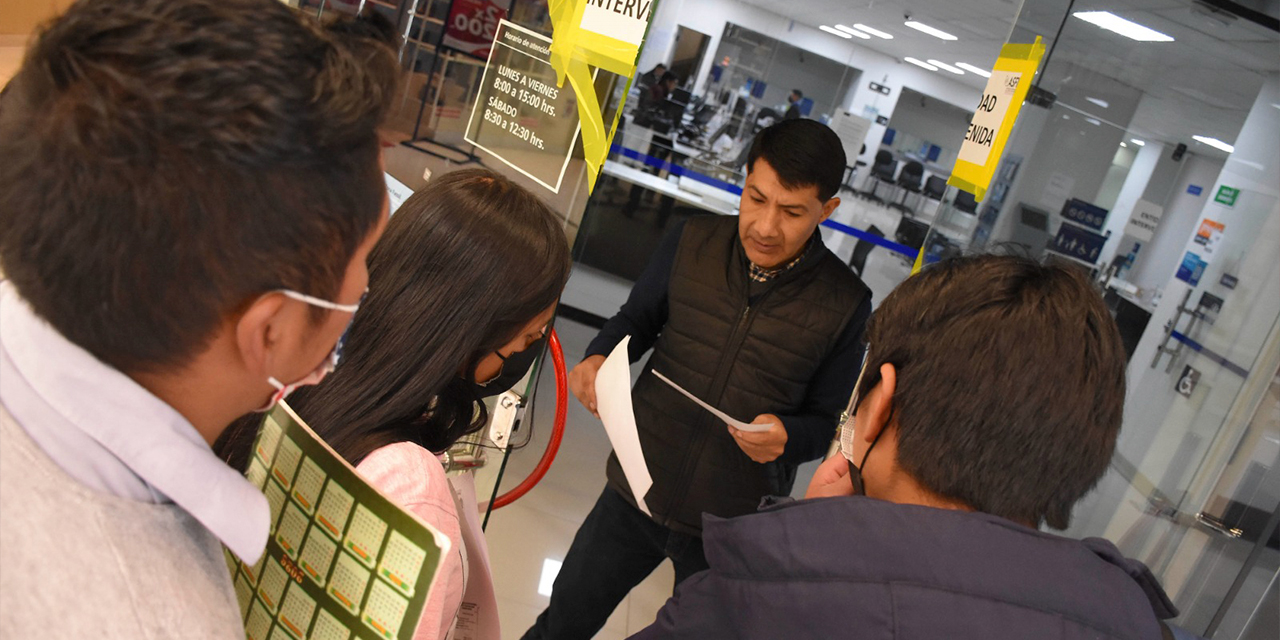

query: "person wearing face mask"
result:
(525, 119), (873, 640)
(629, 255), (1179, 640)
(219, 168), (572, 640)
(0, 1), (399, 637)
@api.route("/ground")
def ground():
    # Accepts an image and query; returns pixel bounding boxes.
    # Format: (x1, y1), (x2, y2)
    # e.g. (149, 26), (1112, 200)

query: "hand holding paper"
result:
(595, 337), (653, 515)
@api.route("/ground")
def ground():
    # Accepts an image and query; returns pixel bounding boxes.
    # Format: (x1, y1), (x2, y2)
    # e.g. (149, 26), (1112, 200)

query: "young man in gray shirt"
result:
(0, 1), (398, 635)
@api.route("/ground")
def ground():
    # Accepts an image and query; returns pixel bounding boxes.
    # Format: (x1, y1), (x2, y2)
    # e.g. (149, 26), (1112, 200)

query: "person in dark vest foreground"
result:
(524, 119), (872, 640)
(631, 255), (1179, 640)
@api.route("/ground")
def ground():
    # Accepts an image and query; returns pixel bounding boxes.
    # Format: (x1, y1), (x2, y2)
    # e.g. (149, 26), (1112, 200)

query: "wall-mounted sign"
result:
(442, 0), (513, 60)
(1176, 251), (1207, 285)
(465, 20), (584, 193)
(875, 115), (889, 126)
(1193, 218), (1225, 256)
(947, 37), (1045, 202)
(1214, 185), (1240, 206)
(1061, 198), (1109, 231)
(1123, 199), (1164, 243)
(579, 0), (653, 47)
(869, 81), (890, 95)
(1048, 222), (1107, 264)
(830, 111), (872, 166)
(1187, 184), (1203, 196)
(1176, 365), (1200, 398)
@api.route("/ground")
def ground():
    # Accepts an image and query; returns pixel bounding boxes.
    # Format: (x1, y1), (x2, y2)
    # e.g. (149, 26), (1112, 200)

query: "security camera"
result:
(904, 11), (912, 20)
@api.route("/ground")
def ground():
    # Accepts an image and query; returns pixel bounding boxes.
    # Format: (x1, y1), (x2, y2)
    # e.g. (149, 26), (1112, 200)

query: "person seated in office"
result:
(218, 168), (571, 640)
(637, 62), (668, 92)
(0, 1), (398, 636)
(524, 119), (873, 640)
(630, 255), (1179, 640)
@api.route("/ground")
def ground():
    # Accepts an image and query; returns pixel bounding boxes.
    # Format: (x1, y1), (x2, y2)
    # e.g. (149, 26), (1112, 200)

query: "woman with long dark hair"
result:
(218, 168), (571, 640)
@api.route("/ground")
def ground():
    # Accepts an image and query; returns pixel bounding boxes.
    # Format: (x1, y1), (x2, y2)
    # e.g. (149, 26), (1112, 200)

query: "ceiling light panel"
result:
(853, 23), (893, 39)
(928, 60), (965, 75)
(904, 57), (939, 71)
(1192, 135), (1235, 153)
(1086, 97), (1109, 108)
(1072, 11), (1175, 42)
(904, 21), (958, 41)
(955, 62), (991, 77)
(834, 24), (871, 39)
(820, 25), (853, 39)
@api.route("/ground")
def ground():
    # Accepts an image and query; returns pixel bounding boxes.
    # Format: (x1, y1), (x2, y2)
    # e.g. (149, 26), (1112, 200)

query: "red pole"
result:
(491, 328), (568, 509)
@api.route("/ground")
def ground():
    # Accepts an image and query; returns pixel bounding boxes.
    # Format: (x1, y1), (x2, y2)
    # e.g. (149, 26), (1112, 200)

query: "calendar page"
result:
(227, 401), (451, 640)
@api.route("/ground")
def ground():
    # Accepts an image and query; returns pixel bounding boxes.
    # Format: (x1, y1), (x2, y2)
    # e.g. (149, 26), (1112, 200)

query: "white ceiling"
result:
(737, 0), (1279, 156)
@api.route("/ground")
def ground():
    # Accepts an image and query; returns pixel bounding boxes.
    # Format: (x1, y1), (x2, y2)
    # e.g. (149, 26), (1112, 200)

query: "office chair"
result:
(922, 175), (947, 201)
(954, 189), (978, 214)
(894, 216), (929, 252)
(890, 161), (924, 215)
(848, 225), (883, 276)
(860, 151), (898, 204)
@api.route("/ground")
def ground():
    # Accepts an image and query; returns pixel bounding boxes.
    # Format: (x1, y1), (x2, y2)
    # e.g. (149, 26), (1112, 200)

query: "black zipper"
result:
(661, 284), (771, 524)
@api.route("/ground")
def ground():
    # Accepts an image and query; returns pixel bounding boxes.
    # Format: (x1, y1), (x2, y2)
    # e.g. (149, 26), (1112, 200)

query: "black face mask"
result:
(470, 335), (546, 399)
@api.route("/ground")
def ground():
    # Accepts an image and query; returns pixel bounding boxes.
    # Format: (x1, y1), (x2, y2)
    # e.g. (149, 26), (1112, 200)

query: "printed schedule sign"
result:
(228, 401), (450, 640)
(465, 20), (585, 193)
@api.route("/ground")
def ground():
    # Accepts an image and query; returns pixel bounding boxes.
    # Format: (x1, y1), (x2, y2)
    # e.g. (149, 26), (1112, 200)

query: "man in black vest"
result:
(523, 119), (871, 640)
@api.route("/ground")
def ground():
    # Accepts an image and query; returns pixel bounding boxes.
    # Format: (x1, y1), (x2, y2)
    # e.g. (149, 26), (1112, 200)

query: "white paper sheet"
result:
(652, 371), (774, 433)
(595, 337), (653, 515)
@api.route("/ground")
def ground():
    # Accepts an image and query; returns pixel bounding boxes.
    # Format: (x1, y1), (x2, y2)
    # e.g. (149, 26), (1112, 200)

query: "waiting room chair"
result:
(889, 161), (924, 215)
(859, 151), (897, 204)
(848, 225), (883, 276)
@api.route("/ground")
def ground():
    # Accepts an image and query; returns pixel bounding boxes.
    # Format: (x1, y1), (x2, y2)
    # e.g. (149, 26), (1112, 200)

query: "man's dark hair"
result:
(747, 119), (845, 201)
(0, 0), (400, 374)
(660, 71), (679, 84)
(791, 89), (803, 100)
(856, 255), (1125, 530)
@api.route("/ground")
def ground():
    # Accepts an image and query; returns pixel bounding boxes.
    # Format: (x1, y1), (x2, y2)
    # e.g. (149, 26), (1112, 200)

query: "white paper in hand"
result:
(652, 370), (774, 432)
(595, 337), (654, 515)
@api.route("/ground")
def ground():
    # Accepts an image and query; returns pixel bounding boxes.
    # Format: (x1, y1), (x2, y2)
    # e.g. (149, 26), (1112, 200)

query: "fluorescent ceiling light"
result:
(820, 25), (854, 39)
(904, 57), (938, 71)
(1086, 97), (1109, 108)
(955, 62), (991, 77)
(904, 21), (958, 41)
(1193, 134), (1235, 153)
(853, 23), (894, 39)
(1120, 142), (1127, 147)
(538, 559), (563, 597)
(1085, 117), (1102, 126)
(928, 60), (965, 75)
(834, 24), (871, 39)
(1131, 138), (1145, 146)
(1073, 11), (1174, 42)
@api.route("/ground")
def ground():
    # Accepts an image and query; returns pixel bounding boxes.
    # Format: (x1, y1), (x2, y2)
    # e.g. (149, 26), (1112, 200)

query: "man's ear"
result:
(860, 363), (898, 445)
(819, 196), (840, 223)
(234, 293), (287, 378)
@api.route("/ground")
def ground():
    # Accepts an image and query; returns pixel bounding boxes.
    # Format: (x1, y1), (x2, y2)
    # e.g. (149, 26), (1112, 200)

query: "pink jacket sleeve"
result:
(357, 442), (464, 640)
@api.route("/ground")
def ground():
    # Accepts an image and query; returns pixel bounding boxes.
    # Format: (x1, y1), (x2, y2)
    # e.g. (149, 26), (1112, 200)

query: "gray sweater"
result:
(0, 408), (245, 638)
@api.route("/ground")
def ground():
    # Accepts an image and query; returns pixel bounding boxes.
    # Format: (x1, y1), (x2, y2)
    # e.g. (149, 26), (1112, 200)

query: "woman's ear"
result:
(859, 363), (897, 444)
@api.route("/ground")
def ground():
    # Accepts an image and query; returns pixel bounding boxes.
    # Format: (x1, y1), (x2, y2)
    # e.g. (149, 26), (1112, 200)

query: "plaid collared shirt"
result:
(747, 239), (811, 283)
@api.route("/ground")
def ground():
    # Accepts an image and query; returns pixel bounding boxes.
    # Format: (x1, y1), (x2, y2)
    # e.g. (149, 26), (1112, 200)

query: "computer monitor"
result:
(670, 88), (692, 106)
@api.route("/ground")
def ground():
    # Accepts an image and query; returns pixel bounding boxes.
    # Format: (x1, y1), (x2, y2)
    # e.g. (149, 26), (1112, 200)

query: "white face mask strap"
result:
(838, 348), (872, 463)
(280, 289), (361, 313)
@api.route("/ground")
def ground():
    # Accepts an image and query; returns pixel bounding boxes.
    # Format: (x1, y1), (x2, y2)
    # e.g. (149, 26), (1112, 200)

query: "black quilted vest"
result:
(606, 215), (869, 534)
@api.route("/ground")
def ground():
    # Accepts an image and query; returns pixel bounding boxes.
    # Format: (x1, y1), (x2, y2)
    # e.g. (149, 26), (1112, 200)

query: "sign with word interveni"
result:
(1061, 198), (1109, 231)
(948, 37), (1044, 202)
(580, 0), (653, 47)
(1123, 199), (1164, 243)
(465, 20), (584, 193)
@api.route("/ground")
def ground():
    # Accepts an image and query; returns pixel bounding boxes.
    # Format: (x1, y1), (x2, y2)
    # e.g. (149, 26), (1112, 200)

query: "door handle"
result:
(1196, 511), (1243, 538)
